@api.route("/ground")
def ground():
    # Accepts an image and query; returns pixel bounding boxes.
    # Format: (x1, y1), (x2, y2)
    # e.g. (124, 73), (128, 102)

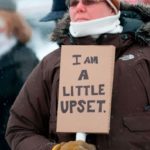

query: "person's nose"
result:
(76, 0), (86, 12)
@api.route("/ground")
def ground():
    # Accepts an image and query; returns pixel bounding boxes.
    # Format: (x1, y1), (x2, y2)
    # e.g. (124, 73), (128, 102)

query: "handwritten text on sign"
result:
(61, 54), (106, 113)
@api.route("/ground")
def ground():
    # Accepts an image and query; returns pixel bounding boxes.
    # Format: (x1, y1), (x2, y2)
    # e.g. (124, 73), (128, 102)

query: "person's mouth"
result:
(75, 18), (89, 22)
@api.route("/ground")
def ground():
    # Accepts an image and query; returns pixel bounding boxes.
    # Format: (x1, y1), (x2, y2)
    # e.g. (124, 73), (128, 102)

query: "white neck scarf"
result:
(0, 32), (17, 57)
(69, 11), (123, 38)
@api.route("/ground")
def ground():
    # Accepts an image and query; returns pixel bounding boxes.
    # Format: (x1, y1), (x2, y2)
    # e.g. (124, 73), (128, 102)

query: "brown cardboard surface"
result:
(57, 45), (115, 133)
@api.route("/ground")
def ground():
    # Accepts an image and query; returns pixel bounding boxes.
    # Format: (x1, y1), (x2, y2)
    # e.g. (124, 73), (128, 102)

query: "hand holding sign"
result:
(52, 140), (96, 150)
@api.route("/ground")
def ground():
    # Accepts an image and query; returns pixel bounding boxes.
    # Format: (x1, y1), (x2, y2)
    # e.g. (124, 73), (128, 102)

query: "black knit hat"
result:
(0, 0), (16, 11)
(40, 0), (67, 22)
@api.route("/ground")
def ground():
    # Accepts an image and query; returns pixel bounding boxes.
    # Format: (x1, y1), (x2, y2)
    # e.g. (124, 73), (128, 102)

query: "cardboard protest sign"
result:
(57, 45), (115, 133)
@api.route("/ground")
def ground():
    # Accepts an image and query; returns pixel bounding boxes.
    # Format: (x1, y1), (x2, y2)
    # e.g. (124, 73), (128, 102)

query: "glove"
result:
(52, 140), (96, 150)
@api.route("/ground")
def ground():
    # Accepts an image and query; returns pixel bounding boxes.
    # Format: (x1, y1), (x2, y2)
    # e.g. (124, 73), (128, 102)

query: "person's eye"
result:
(86, 0), (97, 5)
(70, 0), (79, 6)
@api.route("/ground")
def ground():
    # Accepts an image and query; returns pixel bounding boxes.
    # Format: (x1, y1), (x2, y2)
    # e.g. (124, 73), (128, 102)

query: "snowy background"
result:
(16, 0), (59, 60)
(15, 0), (150, 60)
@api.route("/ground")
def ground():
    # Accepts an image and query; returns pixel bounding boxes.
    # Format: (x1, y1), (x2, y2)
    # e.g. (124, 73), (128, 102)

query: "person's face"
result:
(0, 11), (14, 36)
(69, 0), (115, 22)
(0, 17), (6, 33)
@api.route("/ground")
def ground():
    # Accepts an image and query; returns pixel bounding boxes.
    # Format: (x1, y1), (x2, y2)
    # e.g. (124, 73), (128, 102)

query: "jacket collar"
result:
(51, 3), (150, 46)
(62, 33), (134, 59)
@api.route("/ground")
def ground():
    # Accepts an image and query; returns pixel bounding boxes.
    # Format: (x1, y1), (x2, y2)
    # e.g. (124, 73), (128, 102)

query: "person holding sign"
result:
(6, 0), (150, 150)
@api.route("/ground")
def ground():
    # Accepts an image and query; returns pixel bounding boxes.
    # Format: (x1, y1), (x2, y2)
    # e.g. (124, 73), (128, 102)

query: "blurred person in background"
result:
(0, 0), (39, 149)
(5, 0), (150, 150)
(40, 0), (68, 22)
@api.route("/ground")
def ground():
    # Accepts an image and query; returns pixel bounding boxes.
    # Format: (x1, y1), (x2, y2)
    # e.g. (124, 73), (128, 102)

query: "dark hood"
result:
(51, 3), (150, 46)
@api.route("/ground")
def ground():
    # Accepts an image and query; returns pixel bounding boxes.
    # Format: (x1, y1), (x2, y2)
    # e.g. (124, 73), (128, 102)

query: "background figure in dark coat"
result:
(40, 0), (68, 22)
(0, 0), (39, 149)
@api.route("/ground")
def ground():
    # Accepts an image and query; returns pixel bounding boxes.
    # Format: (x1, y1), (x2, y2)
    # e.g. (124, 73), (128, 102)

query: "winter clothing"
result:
(0, 0), (16, 11)
(69, 11), (123, 37)
(6, 3), (150, 150)
(66, 0), (120, 10)
(0, 42), (39, 150)
(40, 0), (67, 21)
